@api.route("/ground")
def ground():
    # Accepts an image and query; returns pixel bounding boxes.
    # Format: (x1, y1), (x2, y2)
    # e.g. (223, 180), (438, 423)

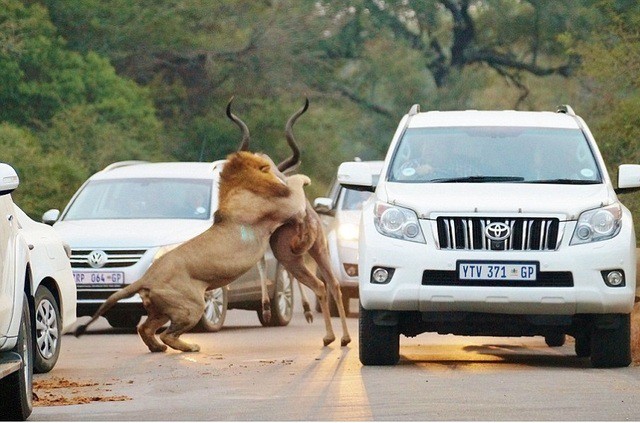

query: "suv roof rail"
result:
(408, 104), (421, 116)
(102, 160), (150, 172)
(556, 104), (575, 115)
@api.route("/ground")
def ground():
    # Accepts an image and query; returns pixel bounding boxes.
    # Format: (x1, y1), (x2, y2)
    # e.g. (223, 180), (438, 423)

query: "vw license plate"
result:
(74, 271), (125, 285)
(458, 261), (538, 281)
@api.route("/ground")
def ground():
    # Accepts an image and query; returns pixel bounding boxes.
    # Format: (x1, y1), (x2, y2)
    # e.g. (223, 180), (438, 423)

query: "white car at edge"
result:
(338, 104), (640, 368)
(0, 163), (76, 420)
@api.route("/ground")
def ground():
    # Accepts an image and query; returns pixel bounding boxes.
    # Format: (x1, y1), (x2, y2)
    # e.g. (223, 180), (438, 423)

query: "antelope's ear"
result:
(260, 164), (271, 173)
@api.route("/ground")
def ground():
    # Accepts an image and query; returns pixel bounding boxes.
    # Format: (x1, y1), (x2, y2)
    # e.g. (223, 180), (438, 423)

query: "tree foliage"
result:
(0, 0), (638, 242)
(573, 1), (640, 237)
(0, 0), (167, 216)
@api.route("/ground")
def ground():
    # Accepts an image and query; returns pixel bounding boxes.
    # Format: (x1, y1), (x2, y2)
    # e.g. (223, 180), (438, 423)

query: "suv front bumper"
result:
(359, 221), (637, 315)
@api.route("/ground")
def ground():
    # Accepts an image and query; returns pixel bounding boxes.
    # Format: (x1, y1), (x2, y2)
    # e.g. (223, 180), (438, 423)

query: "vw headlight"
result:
(570, 203), (622, 245)
(373, 201), (425, 243)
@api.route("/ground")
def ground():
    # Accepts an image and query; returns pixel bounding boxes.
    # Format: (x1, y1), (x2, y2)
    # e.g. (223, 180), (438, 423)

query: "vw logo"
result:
(485, 222), (511, 241)
(87, 250), (108, 269)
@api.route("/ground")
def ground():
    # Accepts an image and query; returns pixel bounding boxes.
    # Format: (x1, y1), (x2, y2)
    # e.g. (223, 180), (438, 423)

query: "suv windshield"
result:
(63, 178), (213, 220)
(388, 127), (602, 184)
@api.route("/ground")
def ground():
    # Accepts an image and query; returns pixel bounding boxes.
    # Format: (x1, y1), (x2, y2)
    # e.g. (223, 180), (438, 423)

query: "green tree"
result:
(574, 3), (640, 240)
(0, 0), (169, 216)
(0, 123), (85, 217)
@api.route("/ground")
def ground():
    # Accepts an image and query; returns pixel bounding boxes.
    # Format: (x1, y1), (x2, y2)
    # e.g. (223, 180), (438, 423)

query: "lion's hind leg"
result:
(138, 289), (170, 352)
(138, 314), (169, 353)
(159, 314), (201, 352)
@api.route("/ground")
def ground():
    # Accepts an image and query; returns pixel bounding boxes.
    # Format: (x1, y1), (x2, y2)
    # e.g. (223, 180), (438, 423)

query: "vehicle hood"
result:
(379, 182), (616, 219)
(53, 219), (211, 248)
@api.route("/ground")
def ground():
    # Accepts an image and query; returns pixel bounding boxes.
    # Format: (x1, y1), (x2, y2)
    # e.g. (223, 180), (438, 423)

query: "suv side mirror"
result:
(313, 197), (334, 215)
(616, 164), (640, 194)
(42, 209), (60, 225)
(0, 163), (19, 195)
(337, 162), (377, 192)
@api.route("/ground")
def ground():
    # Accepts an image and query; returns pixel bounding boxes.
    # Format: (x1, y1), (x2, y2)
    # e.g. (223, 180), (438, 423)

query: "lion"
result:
(74, 151), (310, 353)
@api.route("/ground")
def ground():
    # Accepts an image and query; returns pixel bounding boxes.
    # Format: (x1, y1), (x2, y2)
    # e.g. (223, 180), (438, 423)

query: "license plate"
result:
(74, 271), (125, 286)
(457, 261), (538, 281)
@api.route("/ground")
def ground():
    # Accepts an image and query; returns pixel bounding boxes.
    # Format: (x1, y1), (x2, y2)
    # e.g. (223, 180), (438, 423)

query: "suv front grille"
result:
(436, 217), (561, 251)
(71, 249), (147, 268)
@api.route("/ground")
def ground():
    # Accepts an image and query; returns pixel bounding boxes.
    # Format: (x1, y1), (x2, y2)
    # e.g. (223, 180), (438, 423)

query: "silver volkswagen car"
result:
(43, 160), (295, 332)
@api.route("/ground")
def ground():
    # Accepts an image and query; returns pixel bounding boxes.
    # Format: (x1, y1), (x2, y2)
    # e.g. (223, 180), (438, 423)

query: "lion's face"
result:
(219, 151), (290, 202)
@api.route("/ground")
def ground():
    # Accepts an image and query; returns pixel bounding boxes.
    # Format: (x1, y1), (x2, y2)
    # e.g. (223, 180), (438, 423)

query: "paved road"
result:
(31, 307), (640, 421)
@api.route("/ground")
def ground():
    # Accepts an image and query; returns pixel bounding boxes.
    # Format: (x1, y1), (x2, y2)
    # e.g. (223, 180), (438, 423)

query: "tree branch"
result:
(467, 49), (573, 77)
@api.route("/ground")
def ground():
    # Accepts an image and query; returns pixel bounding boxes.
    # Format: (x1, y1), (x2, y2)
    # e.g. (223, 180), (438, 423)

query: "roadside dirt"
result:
(33, 377), (132, 407)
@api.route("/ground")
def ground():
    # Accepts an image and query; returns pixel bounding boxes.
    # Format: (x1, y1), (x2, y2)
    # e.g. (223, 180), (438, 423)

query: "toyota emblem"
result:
(485, 222), (511, 241)
(88, 250), (108, 268)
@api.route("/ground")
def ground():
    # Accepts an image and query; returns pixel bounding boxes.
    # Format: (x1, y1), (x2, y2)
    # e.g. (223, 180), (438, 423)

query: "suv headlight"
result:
(570, 203), (622, 245)
(373, 201), (425, 243)
(337, 223), (359, 241)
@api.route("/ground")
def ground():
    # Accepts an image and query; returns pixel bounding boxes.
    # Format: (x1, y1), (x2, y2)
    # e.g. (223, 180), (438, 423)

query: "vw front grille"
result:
(436, 217), (561, 251)
(71, 249), (147, 268)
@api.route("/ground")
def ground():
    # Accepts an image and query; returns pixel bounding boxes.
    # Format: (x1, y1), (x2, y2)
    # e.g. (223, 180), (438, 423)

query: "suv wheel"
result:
(195, 287), (228, 332)
(574, 333), (591, 357)
(590, 314), (631, 368)
(359, 302), (399, 365)
(544, 333), (566, 347)
(33, 286), (61, 373)
(106, 313), (142, 329)
(0, 293), (33, 420)
(258, 264), (294, 327)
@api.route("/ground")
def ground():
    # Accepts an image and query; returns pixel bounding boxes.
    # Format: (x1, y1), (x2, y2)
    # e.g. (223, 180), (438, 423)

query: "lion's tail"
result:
(74, 279), (145, 337)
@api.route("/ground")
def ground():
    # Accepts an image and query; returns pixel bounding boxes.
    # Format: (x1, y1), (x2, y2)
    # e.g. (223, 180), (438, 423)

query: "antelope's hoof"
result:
(262, 310), (272, 323)
(323, 336), (336, 347)
(149, 344), (168, 353)
(341, 336), (351, 347)
(304, 311), (314, 324)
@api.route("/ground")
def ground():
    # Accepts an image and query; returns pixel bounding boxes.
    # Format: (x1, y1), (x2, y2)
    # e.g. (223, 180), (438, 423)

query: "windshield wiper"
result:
(525, 179), (600, 185)
(430, 176), (525, 183)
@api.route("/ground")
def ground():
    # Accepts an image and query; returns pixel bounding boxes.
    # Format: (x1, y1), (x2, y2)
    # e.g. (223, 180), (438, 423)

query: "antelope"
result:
(227, 98), (351, 347)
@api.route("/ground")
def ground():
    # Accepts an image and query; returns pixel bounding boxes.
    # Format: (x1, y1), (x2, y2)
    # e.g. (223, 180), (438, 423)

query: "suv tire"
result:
(590, 314), (631, 368)
(33, 286), (61, 373)
(359, 303), (399, 365)
(544, 334), (566, 347)
(0, 294), (33, 420)
(574, 334), (591, 358)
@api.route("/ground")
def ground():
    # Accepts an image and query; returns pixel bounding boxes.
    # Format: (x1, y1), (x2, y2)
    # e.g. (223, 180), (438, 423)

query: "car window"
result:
(388, 127), (602, 184)
(63, 178), (213, 220)
(340, 188), (372, 211)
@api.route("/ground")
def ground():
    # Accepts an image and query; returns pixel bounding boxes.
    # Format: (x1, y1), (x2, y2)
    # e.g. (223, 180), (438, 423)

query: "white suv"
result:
(338, 105), (640, 367)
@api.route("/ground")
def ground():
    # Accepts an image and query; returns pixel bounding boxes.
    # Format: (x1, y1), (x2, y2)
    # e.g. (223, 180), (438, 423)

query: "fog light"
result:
(343, 263), (358, 277)
(602, 270), (625, 287)
(371, 267), (394, 284)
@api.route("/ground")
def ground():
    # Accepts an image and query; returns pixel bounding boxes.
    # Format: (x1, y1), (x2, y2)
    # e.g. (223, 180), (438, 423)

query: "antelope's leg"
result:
(258, 257), (271, 323)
